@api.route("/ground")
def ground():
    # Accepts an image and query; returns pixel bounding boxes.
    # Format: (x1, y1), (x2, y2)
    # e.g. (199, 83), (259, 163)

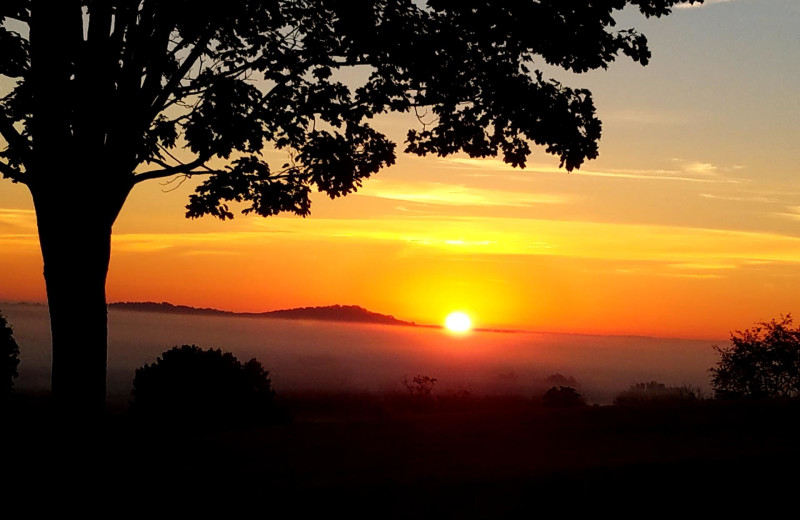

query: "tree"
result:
(1, 310), (21, 402)
(402, 374), (438, 400)
(541, 386), (586, 408)
(710, 315), (800, 400)
(613, 380), (701, 406)
(132, 344), (277, 428)
(0, 0), (701, 413)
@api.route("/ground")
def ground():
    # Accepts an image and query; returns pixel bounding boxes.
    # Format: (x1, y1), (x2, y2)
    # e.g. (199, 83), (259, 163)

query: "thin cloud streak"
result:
(357, 180), (570, 207)
(94, 215), (800, 269)
(437, 157), (742, 184)
(0, 209), (37, 229)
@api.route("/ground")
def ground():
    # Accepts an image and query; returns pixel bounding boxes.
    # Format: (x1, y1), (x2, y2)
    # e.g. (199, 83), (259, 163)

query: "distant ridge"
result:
(109, 301), (416, 327)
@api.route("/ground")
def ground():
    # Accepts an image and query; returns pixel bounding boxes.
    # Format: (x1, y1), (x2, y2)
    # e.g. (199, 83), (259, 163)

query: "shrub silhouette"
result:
(402, 374), (438, 399)
(545, 373), (579, 388)
(542, 386), (586, 408)
(132, 345), (276, 428)
(710, 315), (800, 399)
(614, 381), (702, 406)
(1, 311), (20, 402)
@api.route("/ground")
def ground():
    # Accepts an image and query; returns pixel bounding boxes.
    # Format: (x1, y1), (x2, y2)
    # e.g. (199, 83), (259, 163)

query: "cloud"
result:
(436, 157), (740, 184)
(247, 215), (800, 266)
(357, 180), (569, 207)
(109, 231), (277, 253)
(699, 193), (779, 204)
(777, 207), (800, 222)
(684, 162), (717, 175)
(576, 169), (722, 183)
(668, 262), (736, 270)
(0, 208), (37, 230)
(180, 250), (244, 257)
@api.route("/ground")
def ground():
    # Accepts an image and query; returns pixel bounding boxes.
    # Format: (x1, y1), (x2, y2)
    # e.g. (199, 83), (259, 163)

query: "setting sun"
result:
(445, 311), (472, 333)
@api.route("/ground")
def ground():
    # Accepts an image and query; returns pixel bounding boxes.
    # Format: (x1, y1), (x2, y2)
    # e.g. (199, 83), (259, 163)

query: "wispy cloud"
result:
(668, 262), (736, 270)
(684, 162), (717, 175)
(357, 180), (569, 207)
(180, 250), (244, 257)
(0, 208), (37, 229)
(699, 193), (780, 204)
(109, 231), (277, 253)
(436, 157), (741, 184)
(576, 169), (723, 183)
(777, 207), (800, 222)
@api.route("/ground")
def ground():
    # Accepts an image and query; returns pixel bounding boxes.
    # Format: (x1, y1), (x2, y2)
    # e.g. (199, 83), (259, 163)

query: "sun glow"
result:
(445, 311), (472, 333)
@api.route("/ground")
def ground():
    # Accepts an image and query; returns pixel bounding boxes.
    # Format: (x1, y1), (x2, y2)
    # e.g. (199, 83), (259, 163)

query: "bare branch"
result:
(160, 173), (191, 192)
(133, 156), (213, 184)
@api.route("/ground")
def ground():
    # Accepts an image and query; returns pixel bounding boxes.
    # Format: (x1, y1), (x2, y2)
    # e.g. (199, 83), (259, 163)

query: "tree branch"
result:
(0, 158), (26, 185)
(0, 106), (30, 166)
(133, 156), (213, 184)
(147, 31), (212, 121)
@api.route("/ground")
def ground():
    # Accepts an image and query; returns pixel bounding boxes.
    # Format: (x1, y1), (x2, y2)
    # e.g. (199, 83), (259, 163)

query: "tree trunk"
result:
(30, 180), (129, 417)
(35, 208), (112, 416)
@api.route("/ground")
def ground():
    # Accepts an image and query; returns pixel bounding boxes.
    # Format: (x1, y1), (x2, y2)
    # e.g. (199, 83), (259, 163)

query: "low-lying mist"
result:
(3, 303), (721, 405)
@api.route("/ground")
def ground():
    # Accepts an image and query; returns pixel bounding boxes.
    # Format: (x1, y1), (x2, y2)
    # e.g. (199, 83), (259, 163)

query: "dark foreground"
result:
(5, 394), (800, 516)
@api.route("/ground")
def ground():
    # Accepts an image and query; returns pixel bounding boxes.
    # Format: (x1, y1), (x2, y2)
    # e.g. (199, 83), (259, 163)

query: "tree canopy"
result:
(710, 315), (800, 400)
(2, 1), (701, 218)
(132, 345), (277, 428)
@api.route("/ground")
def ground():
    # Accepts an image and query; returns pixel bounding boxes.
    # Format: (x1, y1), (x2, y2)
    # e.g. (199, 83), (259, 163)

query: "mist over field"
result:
(3, 302), (720, 405)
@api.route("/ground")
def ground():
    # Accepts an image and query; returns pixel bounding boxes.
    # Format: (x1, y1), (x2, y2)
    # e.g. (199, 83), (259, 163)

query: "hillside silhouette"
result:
(110, 301), (416, 327)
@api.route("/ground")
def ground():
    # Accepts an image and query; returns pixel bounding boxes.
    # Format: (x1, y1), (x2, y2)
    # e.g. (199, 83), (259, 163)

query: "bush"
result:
(542, 386), (586, 408)
(1, 311), (20, 401)
(402, 374), (438, 399)
(545, 373), (579, 388)
(710, 315), (800, 400)
(132, 345), (277, 428)
(614, 381), (702, 406)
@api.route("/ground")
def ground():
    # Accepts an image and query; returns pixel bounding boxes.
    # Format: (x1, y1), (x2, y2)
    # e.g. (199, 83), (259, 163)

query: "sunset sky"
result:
(1, 0), (799, 339)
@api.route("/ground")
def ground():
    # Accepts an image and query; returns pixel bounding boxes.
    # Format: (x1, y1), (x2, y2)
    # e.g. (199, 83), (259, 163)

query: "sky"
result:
(1, 0), (799, 339)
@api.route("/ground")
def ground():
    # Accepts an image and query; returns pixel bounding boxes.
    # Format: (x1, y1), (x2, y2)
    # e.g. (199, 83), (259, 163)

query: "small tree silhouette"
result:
(614, 381), (702, 406)
(542, 386), (586, 408)
(710, 315), (800, 399)
(1, 311), (20, 402)
(545, 373), (579, 388)
(132, 345), (276, 428)
(402, 375), (438, 400)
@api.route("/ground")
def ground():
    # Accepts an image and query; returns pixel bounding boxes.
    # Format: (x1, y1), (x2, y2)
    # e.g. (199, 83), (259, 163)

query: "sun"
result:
(445, 311), (472, 333)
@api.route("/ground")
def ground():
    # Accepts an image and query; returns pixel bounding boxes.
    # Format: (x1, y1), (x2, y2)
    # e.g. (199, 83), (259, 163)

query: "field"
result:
(6, 392), (800, 516)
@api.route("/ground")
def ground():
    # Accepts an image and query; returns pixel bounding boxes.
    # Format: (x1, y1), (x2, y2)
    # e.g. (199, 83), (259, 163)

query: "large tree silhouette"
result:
(0, 0), (701, 414)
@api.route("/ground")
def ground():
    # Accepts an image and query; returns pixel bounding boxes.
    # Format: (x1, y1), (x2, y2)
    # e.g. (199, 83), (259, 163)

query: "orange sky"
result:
(2, 1), (800, 339)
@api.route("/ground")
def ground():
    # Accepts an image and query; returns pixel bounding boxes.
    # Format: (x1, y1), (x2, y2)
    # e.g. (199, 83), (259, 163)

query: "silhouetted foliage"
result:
(710, 315), (800, 400)
(545, 373), (579, 388)
(0, 311), (20, 401)
(402, 374), (438, 400)
(132, 345), (277, 428)
(614, 381), (702, 406)
(0, 0), (702, 410)
(542, 386), (586, 408)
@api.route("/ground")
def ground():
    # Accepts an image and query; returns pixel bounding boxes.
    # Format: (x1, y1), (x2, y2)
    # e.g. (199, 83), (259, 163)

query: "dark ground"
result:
(5, 393), (800, 516)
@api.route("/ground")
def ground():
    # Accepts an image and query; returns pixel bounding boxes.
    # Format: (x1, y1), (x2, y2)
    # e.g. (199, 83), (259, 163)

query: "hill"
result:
(109, 301), (416, 326)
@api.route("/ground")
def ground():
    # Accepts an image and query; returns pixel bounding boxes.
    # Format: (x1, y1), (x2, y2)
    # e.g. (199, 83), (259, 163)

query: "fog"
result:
(3, 302), (721, 405)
